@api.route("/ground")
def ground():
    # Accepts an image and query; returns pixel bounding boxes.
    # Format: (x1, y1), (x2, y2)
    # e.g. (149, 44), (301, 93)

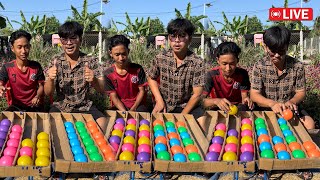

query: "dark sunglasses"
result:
(168, 34), (189, 42)
(60, 37), (79, 45)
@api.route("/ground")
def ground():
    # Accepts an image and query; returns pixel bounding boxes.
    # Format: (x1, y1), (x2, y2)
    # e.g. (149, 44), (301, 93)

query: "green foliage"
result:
(247, 16), (263, 34)
(149, 18), (165, 35)
(311, 15), (320, 36)
(42, 16), (60, 34)
(238, 43), (264, 67)
(205, 20), (225, 37)
(12, 11), (47, 36)
(0, 2), (5, 29)
(116, 13), (150, 39)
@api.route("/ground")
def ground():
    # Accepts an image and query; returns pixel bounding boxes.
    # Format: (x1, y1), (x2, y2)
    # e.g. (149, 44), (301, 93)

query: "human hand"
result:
(215, 98), (232, 113)
(152, 100), (166, 113)
(48, 59), (57, 80)
(242, 97), (254, 110)
(31, 96), (40, 107)
(84, 62), (95, 82)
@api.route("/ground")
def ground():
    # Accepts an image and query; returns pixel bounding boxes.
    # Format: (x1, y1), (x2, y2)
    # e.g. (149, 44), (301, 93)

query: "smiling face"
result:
(60, 35), (81, 56)
(217, 54), (238, 77)
(109, 44), (130, 66)
(11, 37), (31, 62)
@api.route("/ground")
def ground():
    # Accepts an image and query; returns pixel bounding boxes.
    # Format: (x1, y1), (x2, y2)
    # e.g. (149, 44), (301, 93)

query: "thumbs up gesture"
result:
(84, 62), (94, 82)
(0, 82), (10, 97)
(48, 59), (58, 80)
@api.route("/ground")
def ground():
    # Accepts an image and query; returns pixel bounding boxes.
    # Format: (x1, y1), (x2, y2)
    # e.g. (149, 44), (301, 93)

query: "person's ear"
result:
(10, 45), (14, 52)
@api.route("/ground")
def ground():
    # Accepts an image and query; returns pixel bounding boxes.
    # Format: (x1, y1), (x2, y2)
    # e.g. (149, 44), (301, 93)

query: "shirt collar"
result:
(164, 49), (194, 63)
(265, 55), (293, 74)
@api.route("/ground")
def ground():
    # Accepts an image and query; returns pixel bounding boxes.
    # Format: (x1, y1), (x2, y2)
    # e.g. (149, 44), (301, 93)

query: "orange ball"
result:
(87, 121), (97, 128)
(258, 134), (270, 144)
(96, 138), (107, 147)
(176, 121), (186, 128)
(155, 136), (167, 144)
(153, 119), (164, 127)
(185, 145), (198, 154)
(303, 141), (317, 152)
(100, 144), (113, 154)
(89, 127), (99, 134)
(289, 142), (302, 151)
(104, 152), (116, 161)
(274, 143), (287, 153)
(307, 149), (320, 158)
(168, 132), (179, 140)
(171, 145), (183, 155)
(283, 109), (293, 121)
(93, 132), (104, 139)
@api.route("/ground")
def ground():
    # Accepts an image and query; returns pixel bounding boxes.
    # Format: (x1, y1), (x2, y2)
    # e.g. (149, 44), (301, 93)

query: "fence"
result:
(304, 36), (320, 56)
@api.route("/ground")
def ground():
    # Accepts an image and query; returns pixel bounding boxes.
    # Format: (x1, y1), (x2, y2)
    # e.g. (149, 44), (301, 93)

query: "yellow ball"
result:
(37, 132), (49, 141)
(111, 129), (123, 137)
(37, 140), (49, 148)
(229, 105), (238, 115)
(214, 130), (225, 137)
(36, 147), (50, 157)
(241, 124), (252, 131)
(126, 124), (136, 131)
(35, 156), (50, 166)
(21, 138), (33, 148)
(123, 136), (135, 145)
(119, 151), (134, 161)
(138, 137), (150, 145)
(223, 151), (237, 161)
(226, 136), (238, 144)
(17, 155), (33, 166)
(241, 136), (253, 145)
(139, 124), (150, 132)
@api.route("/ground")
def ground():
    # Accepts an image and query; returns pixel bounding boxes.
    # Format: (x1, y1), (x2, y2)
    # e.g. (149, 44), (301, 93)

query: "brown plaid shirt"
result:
(251, 55), (305, 103)
(47, 52), (103, 112)
(147, 50), (205, 112)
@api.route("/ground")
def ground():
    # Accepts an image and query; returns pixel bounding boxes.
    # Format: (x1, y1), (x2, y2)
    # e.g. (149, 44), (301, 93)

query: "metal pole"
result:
(201, 3), (206, 59)
(98, 0), (103, 63)
(300, 0), (303, 61)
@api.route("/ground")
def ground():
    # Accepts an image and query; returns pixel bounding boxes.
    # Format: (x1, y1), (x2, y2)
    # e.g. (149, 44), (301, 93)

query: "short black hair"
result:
(263, 25), (291, 51)
(108, 35), (130, 51)
(58, 21), (83, 38)
(216, 42), (241, 59)
(167, 18), (195, 37)
(9, 30), (32, 46)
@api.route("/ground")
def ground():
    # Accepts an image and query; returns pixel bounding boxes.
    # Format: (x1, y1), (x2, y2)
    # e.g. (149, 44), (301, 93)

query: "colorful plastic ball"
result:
(138, 137), (150, 145)
(165, 121), (175, 128)
(19, 146), (33, 157)
(113, 123), (125, 131)
(12, 125), (22, 133)
(0, 119), (11, 126)
(180, 132), (191, 140)
(185, 145), (198, 154)
(137, 152), (151, 162)
(307, 149), (320, 158)
(255, 123), (267, 131)
(37, 140), (49, 148)
(283, 109), (293, 120)
(274, 143), (287, 153)
(74, 154), (88, 162)
(178, 127), (187, 134)
(80, 132), (90, 139)
(126, 124), (136, 131)
(260, 149), (275, 158)
(280, 124), (290, 131)
(241, 118), (252, 125)
(138, 144), (151, 154)
(224, 143), (237, 153)
(241, 124), (252, 131)
(285, 135), (297, 144)
(86, 121), (96, 128)
(303, 141), (317, 152)
(241, 130), (253, 137)
(223, 151), (237, 161)
(289, 142), (302, 151)
(258, 134), (270, 144)
(241, 143), (254, 153)
(168, 132), (179, 140)
(0, 125), (9, 132)
(100, 144), (113, 154)
(188, 152), (201, 162)
(7, 139), (19, 148)
(139, 124), (150, 132)
(272, 136), (284, 145)
(110, 142), (119, 152)
(209, 143), (222, 153)
(0, 155), (14, 166)
(36, 147), (50, 157)
(95, 138), (107, 147)
(241, 136), (253, 145)
(4, 146), (17, 156)
(206, 151), (219, 161)
(0, 131), (6, 139)
(176, 121), (186, 128)
(182, 138), (194, 146)
(277, 151), (291, 160)
(35, 156), (50, 166)
(227, 129), (238, 137)
(154, 130), (165, 138)
(115, 118), (125, 125)
(83, 138), (94, 146)
(111, 129), (123, 137)
(282, 129), (293, 137)
(254, 118), (265, 125)
(104, 152), (116, 161)
(125, 130), (136, 137)
(277, 118), (287, 125)
(257, 128), (268, 136)
(292, 149), (306, 158)
(90, 153), (103, 162)
(153, 125), (164, 131)
(21, 138), (33, 148)
(9, 132), (21, 140)
(109, 136), (121, 144)
(166, 127), (176, 133)
(171, 145), (183, 155)
(127, 118), (137, 125)
(88, 127), (98, 134)
(226, 136), (238, 145)
(155, 136), (167, 144)
(215, 123), (226, 131)
(155, 143), (167, 154)
(240, 151), (254, 161)
(67, 132), (78, 140)
(66, 126), (76, 134)
(229, 105), (238, 115)
(214, 130), (225, 137)
(139, 119), (150, 126)
(86, 145), (99, 154)
(169, 138), (181, 147)
(211, 136), (224, 145)
(72, 145), (84, 155)
(173, 153), (187, 162)
(122, 143), (134, 153)
(153, 119), (164, 126)
(17, 155), (33, 166)
(138, 130), (150, 139)
(123, 136), (135, 145)
(157, 151), (170, 160)
(259, 142), (272, 151)
(75, 121), (85, 128)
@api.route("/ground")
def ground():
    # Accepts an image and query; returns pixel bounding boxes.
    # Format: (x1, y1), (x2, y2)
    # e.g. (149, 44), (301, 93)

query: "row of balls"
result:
(153, 120), (171, 161)
(0, 124), (22, 166)
(136, 119), (151, 162)
(254, 118), (275, 159)
(0, 119), (11, 148)
(239, 118), (254, 161)
(65, 122), (88, 162)
(206, 123), (225, 161)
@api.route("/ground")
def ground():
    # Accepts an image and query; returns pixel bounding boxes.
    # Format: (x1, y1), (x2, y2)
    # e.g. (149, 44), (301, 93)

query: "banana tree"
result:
(0, 2), (6, 29)
(12, 11), (47, 37)
(116, 12), (150, 39)
(205, 20), (225, 37)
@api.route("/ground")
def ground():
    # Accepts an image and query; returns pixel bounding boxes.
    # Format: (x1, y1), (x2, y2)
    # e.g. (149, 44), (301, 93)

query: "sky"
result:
(0, 0), (319, 31)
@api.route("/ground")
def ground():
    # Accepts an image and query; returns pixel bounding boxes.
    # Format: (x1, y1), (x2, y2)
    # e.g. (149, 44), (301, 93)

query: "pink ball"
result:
(241, 130), (252, 137)
(121, 143), (134, 153)
(4, 146), (17, 156)
(9, 132), (21, 140)
(11, 125), (22, 133)
(110, 142), (119, 152)
(209, 143), (222, 153)
(215, 123), (226, 131)
(113, 123), (124, 131)
(7, 139), (20, 148)
(127, 118), (137, 125)
(138, 130), (150, 138)
(241, 118), (252, 125)
(19, 146), (33, 157)
(0, 155), (14, 166)
(138, 144), (151, 154)
(224, 143), (237, 153)
(241, 143), (254, 153)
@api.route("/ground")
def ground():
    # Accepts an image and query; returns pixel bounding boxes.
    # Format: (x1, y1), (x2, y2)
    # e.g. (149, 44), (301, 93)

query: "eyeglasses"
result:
(168, 34), (189, 42)
(60, 37), (79, 45)
(267, 48), (287, 57)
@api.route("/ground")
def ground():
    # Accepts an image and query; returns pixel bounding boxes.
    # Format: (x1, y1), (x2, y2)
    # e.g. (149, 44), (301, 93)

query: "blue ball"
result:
(72, 145), (84, 155)
(74, 153), (88, 162)
(66, 126), (76, 134)
(277, 151), (291, 160)
(257, 128), (268, 136)
(154, 130), (165, 138)
(68, 132), (78, 140)
(166, 127), (177, 133)
(282, 130), (293, 137)
(272, 136), (284, 145)
(169, 138), (181, 147)
(64, 122), (73, 128)
(173, 153), (187, 162)
(155, 143), (167, 154)
(277, 118), (287, 126)
(180, 132), (190, 140)
(69, 139), (81, 147)
(259, 142), (272, 151)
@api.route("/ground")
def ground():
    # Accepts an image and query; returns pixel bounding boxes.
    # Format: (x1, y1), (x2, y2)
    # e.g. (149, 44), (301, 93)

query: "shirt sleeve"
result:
(138, 67), (147, 86)
(251, 63), (263, 91)
(193, 60), (205, 87)
(203, 71), (214, 97)
(36, 63), (45, 83)
(104, 75), (116, 94)
(0, 64), (8, 84)
(295, 65), (306, 91)
(147, 56), (160, 80)
(240, 69), (250, 91)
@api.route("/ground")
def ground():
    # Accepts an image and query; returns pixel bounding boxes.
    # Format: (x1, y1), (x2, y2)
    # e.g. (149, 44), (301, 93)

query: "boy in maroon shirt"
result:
(203, 42), (253, 112)
(0, 30), (45, 112)
(104, 35), (148, 112)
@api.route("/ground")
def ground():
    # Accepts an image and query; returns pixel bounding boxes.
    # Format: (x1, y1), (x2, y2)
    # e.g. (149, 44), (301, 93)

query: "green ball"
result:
(157, 151), (170, 160)
(285, 135), (297, 144)
(255, 123), (267, 131)
(165, 121), (175, 128)
(261, 149), (275, 158)
(90, 152), (103, 162)
(153, 125), (164, 131)
(280, 124), (290, 131)
(254, 118), (265, 125)
(80, 132), (90, 140)
(75, 121), (85, 128)
(77, 126), (87, 134)
(83, 137), (94, 147)
(178, 127), (187, 133)
(182, 138), (194, 146)
(292, 149), (306, 158)
(188, 152), (201, 162)
(86, 145), (98, 154)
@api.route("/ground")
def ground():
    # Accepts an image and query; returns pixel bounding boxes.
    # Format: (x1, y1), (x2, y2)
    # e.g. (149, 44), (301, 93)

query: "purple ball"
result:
(115, 118), (125, 125)
(139, 119), (150, 126)
(0, 125), (9, 133)
(227, 129), (238, 137)
(109, 136), (121, 144)
(0, 132), (7, 139)
(137, 152), (151, 162)
(240, 151), (254, 161)
(211, 136), (224, 145)
(125, 130), (136, 137)
(0, 119), (11, 127)
(206, 151), (219, 161)
(0, 138), (4, 148)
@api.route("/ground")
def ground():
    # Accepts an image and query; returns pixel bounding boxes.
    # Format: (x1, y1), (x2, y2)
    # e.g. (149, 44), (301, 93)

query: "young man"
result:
(104, 35), (148, 112)
(203, 42), (253, 112)
(147, 18), (206, 128)
(0, 30), (45, 112)
(250, 25), (315, 129)
(44, 21), (108, 131)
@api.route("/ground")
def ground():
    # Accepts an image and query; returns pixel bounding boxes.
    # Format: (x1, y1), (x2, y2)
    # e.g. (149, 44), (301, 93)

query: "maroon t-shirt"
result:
(104, 63), (147, 108)
(203, 67), (250, 104)
(0, 60), (45, 107)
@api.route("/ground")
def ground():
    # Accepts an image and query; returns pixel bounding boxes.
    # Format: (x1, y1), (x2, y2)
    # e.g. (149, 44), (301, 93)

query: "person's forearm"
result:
(44, 78), (55, 96)
(36, 84), (44, 98)
(148, 77), (163, 102)
(241, 91), (249, 101)
(182, 94), (201, 114)
(288, 91), (305, 105)
(131, 89), (145, 109)
(91, 78), (104, 94)
(203, 98), (219, 108)
(250, 91), (275, 108)
(110, 95), (127, 111)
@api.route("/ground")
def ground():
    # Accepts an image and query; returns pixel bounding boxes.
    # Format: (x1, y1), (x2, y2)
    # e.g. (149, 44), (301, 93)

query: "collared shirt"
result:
(147, 50), (205, 112)
(251, 55), (305, 103)
(47, 52), (103, 112)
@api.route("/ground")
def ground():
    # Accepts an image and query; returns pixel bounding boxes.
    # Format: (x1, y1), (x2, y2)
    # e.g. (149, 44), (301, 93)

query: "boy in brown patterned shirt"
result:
(147, 18), (206, 129)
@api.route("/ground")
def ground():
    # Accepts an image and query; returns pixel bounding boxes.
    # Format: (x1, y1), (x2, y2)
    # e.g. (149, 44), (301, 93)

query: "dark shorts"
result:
(49, 105), (106, 120)
(170, 106), (205, 120)
(109, 105), (149, 112)
(6, 104), (44, 112)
